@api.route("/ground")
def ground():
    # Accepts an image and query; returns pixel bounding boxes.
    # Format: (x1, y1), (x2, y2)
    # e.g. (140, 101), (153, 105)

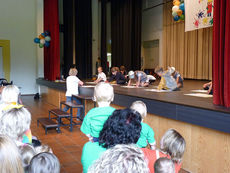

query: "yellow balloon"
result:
(173, 0), (180, 6)
(39, 35), (45, 39)
(177, 9), (183, 16)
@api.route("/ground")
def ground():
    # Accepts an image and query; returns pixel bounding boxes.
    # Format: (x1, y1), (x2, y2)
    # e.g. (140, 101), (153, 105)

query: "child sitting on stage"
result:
(128, 70), (153, 87)
(80, 82), (115, 142)
(108, 67), (126, 84)
(169, 67), (183, 88)
(130, 101), (156, 149)
(63, 68), (83, 120)
(95, 67), (107, 83)
(155, 67), (177, 91)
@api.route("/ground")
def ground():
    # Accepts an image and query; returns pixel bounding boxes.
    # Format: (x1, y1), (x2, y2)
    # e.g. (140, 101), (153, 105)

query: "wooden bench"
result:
(37, 118), (58, 134)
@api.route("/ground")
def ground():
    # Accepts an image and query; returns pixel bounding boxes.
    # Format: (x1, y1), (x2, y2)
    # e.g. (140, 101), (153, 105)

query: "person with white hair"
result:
(169, 67), (183, 88)
(128, 70), (152, 87)
(0, 107), (32, 146)
(88, 144), (150, 173)
(0, 134), (24, 173)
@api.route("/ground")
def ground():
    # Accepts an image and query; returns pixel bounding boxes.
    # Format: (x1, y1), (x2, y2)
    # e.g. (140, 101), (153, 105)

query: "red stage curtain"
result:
(44, 0), (60, 81)
(213, 0), (230, 107)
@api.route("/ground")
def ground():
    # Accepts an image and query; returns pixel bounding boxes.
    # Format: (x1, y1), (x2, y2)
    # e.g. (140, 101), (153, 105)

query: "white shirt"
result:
(65, 76), (80, 96)
(97, 72), (107, 82)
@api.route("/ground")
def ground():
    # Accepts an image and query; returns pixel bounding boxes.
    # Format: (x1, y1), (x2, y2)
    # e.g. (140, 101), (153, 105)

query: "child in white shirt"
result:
(95, 67), (107, 83)
(64, 68), (83, 119)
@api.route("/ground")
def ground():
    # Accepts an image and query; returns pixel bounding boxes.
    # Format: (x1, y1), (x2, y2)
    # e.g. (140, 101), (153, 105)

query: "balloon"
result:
(39, 34), (45, 39)
(172, 11), (177, 17)
(34, 38), (40, 44)
(177, 9), (183, 16)
(179, 3), (185, 12)
(172, 5), (179, 12)
(174, 15), (180, 21)
(40, 39), (45, 44)
(45, 36), (51, 42)
(173, 0), (180, 6)
(41, 33), (45, 37)
(44, 31), (50, 36)
(39, 43), (44, 48)
(44, 42), (50, 47)
(180, 14), (185, 21)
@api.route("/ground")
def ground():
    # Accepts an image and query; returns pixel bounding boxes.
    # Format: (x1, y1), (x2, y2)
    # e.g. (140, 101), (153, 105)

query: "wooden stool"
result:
(37, 118), (58, 134)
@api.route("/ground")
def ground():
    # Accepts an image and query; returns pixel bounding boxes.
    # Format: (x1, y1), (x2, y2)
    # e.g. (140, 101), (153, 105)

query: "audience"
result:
(19, 144), (36, 172)
(81, 82), (115, 141)
(142, 129), (186, 173)
(130, 101), (156, 149)
(0, 134), (24, 173)
(0, 107), (31, 146)
(81, 108), (142, 172)
(88, 144), (149, 173)
(108, 67), (126, 84)
(154, 157), (175, 173)
(28, 152), (60, 173)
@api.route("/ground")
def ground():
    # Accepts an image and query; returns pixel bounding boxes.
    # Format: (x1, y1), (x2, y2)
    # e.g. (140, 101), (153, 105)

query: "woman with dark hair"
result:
(81, 108), (142, 173)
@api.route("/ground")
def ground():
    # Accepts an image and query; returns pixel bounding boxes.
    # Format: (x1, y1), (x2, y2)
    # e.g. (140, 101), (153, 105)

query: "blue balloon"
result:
(44, 31), (50, 36)
(41, 33), (45, 37)
(44, 41), (50, 47)
(34, 38), (40, 44)
(179, 3), (185, 12)
(174, 15), (180, 21)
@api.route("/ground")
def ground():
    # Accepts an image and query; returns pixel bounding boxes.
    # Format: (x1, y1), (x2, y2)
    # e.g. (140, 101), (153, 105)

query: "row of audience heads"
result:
(0, 85), (60, 173)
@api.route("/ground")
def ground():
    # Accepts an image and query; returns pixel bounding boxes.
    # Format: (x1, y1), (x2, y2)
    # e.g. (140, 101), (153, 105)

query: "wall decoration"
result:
(34, 31), (51, 48)
(184, 0), (214, 32)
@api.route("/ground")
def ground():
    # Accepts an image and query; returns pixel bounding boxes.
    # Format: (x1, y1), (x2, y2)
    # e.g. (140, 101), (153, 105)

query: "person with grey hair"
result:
(0, 107), (32, 146)
(28, 152), (60, 173)
(0, 134), (24, 173)
(130, 101), (156, 149)
(19, 144), (36, 172)
(88, 144), (149, 173)
(154, 157), (175, 173)
(142, 129), (186, 173)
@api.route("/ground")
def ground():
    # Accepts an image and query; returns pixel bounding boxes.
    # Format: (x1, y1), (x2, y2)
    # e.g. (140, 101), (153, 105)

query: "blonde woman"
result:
(0, 134), (24, 173)
(63, 68), (84, 119)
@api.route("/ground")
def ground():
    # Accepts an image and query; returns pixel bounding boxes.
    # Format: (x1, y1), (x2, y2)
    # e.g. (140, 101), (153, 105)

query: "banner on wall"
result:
(184, 0), (214, 32)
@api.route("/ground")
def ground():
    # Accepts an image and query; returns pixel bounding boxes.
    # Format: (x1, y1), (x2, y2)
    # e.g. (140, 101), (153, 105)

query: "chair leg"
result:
(57, 117), (61, 133)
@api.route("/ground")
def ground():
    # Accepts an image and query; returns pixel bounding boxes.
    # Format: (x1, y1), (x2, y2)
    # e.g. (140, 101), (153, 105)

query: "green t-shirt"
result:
(80, 106), (116, 138)
(136, 122), (155, 148)
(81, 141), (106, 173)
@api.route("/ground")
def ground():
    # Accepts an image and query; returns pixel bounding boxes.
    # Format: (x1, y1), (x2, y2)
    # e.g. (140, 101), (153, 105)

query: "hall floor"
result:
(22, 95), (189, 173)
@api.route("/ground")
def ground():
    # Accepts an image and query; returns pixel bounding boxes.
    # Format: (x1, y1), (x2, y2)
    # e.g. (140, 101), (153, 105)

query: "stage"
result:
(36, 78), (230, 133)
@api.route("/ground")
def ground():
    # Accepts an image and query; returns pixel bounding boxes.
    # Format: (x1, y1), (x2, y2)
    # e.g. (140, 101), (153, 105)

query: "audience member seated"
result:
(203, 81), (213, 94)
(128, 70), (150, 87)
(0, 107), (32, 146)
(169, 67), (183, 88)
(81, 82), (115, 141)
(130, 101), (156, 149)
(0, 134), (24, 173)
(81, 108), (142, 173)
(19, 144), (36, 172)
(34, 144), (53, 154)
(142, 129), (186, 173)
(28, 152), (60, 173)
(88, 144), (149, 173)
(154, 157), (175, 173)
(95, 67), (107, 83)
(108, 67), (126, 85)
(155, 67), (177, 91)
